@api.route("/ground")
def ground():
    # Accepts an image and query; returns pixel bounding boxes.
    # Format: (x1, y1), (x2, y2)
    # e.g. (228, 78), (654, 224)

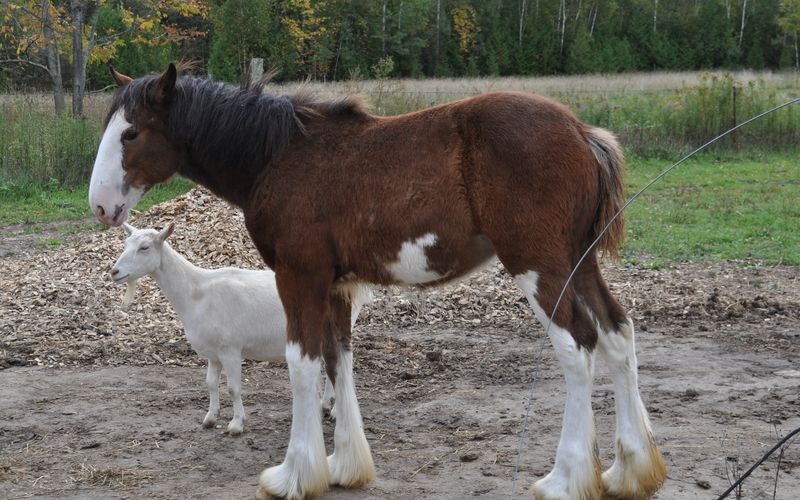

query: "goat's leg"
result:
(202, 359), (222, 428)
(321, 372), (336, 418)
(221, 354), (245, 436)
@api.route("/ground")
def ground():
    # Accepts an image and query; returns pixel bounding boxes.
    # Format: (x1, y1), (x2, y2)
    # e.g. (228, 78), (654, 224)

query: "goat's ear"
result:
(150, 63), (177, 105)
(157, 222), (175, 243)
(122, 222), (135, 235)
(109, 65), (132, 87)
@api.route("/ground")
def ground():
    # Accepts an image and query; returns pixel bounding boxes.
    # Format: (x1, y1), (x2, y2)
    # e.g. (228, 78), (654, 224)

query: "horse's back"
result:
(248, 90), (615, 285)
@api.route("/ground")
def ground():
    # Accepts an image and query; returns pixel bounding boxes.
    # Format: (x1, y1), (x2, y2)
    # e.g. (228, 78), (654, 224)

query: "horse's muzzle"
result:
(94, 203), (126, 226)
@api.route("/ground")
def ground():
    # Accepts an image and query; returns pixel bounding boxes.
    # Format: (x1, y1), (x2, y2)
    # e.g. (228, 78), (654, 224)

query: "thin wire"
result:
(509, 97), (800, 498)
(716, 426), (800, 499)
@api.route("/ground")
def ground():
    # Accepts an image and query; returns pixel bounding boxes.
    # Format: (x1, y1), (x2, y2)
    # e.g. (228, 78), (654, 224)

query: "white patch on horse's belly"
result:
(387, 233), (443, 285)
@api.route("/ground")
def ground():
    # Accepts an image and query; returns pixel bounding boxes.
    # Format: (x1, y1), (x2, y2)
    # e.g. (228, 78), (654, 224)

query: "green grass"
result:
(623, 153), (800, 265)
(0, 177), (194, 227)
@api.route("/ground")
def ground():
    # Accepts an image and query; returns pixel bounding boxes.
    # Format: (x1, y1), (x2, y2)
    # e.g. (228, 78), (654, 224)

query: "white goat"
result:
(111, 223), (369, 435)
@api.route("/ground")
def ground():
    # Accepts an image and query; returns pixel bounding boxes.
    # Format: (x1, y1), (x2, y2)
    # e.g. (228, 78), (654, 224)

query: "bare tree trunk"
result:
(435, 0), (440, 68)
(332, 30), (342, 80)
(589, 2), (598, 37)
(382, 0), (387, 54)
(519, 0), (527, 47)
(653, 0), (658, 33)
(68, 0), (99, 118)
(70, 0), (85, 118)
(559, 0), (567, 57)
(739, 0), (748, 48)
(41, 0), (65, 115)
(398, 0), (403, 31)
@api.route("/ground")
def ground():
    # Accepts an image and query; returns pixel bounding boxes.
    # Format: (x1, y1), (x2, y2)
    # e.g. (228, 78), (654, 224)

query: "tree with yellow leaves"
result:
(0, 0), (207, 117)
(450, 4), (478, 55)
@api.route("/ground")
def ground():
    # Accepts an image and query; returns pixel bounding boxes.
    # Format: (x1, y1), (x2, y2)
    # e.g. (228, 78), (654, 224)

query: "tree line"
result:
(2, 0), (799, 117)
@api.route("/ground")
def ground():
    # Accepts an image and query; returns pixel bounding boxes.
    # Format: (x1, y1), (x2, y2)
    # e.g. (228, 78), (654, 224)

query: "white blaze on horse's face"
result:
(88, 109), (146, 226)
(386, 233), (444, 284)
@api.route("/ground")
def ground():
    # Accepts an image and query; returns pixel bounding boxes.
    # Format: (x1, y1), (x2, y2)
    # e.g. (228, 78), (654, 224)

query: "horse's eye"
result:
(122, 129), (139, 142)
(138, 245), (150, 252)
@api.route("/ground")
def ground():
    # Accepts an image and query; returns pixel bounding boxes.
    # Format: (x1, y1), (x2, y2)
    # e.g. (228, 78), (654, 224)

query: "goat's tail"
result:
(333, 282), (373, 329)
(585, 126), (626, 259)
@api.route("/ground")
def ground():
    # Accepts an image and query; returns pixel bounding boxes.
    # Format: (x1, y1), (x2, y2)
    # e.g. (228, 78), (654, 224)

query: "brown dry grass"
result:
(70, 462), (156, 489)
(264, 69), (800, 100)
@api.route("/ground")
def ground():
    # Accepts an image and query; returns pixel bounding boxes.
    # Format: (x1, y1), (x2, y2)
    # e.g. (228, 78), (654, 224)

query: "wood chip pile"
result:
(1, 188), (797, 369)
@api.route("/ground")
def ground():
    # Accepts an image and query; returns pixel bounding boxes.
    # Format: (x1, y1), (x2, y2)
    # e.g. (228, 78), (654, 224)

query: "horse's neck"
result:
(151, 244), (204, 317)
(178, 155), (253, 209)
(170, 89), (268, 208)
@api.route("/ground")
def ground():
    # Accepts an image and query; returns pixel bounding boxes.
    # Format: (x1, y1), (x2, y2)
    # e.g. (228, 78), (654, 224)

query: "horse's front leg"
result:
(258, 269), (332, 500)
(324, 292), (375, 488)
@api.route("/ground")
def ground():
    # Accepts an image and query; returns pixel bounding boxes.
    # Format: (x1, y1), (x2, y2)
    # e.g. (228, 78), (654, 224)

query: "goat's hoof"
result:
(321, 404), (337, 420)
(227, 421), (244, 436)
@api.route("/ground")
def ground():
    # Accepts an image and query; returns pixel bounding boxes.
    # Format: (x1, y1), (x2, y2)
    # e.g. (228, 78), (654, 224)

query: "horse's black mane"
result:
(109, 74), (366, 178)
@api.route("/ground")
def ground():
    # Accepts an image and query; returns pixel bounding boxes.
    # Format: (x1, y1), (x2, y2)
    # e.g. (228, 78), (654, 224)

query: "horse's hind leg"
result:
(513, 269), (603, 500)
(576, 266), (667, 499)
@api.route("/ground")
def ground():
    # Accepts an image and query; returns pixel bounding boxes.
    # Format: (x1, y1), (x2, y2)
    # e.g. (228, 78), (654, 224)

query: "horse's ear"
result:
(157, 222), (175, 243)
(122, 222), (135, 235)
(150, 63), (177, 105)
(109, 65), (132, 87)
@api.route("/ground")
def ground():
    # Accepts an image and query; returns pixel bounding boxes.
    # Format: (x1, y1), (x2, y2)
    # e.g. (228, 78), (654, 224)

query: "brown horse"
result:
(89, 64), (666, 500)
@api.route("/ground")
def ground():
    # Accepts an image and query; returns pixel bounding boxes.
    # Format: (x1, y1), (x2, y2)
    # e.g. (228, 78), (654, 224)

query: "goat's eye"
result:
(138, 245), (150, 252)
(122, 129), (138, 142)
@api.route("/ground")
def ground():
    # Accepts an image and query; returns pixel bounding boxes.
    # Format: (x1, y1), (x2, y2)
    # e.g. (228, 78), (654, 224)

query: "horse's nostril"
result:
(97, 205), (105, 217)
(111, 268), (119, 276)
(113, 204), (124, 222)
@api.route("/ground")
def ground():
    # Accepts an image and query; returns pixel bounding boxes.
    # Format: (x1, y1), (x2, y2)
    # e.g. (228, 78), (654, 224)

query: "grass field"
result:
(623, 153), (799, 265)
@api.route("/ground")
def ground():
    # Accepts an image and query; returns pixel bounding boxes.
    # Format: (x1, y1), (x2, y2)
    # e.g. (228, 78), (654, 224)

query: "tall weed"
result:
(0, 100), (99, 187)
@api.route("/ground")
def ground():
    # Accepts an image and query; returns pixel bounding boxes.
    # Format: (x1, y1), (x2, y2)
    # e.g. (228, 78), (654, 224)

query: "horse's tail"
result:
(584, 126), (626, 259)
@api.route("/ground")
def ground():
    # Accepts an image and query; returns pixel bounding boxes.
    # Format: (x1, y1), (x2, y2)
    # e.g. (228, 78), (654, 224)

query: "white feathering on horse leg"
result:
(598, 319), (666, 498)
(327, 348), (375, 488)
(515, 271), (602, 500)
(257, 343), (330, 500)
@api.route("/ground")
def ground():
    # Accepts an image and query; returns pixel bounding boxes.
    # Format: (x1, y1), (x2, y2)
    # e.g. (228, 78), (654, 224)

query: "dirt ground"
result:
(1, 190), (799, 499)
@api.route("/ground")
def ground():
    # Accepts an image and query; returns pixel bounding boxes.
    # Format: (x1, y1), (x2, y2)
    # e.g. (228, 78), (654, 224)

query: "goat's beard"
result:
(122, 280), (137, 308)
